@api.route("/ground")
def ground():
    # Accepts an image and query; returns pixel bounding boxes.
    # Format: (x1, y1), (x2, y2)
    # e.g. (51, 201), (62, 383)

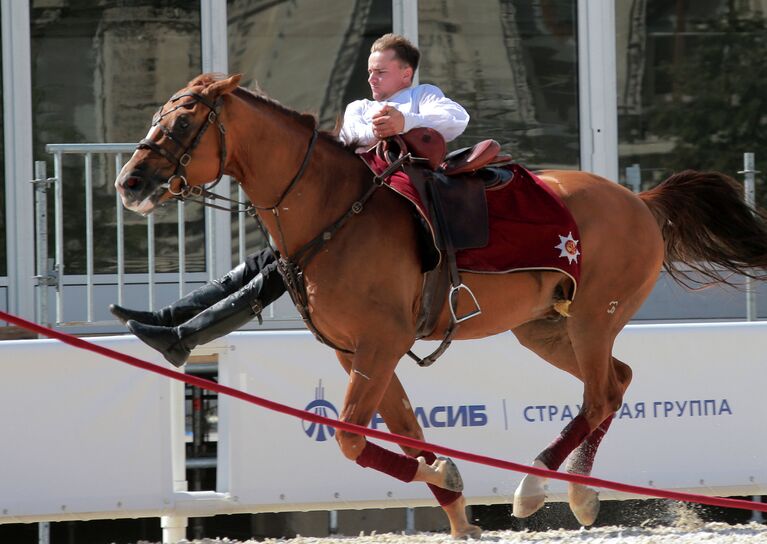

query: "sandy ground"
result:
(166, 522), (767, 543)
(163, 517), (767, 544)
(138, 503), (767, 543)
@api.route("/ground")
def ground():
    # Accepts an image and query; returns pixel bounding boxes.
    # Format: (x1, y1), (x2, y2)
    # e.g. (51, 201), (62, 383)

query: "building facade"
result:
(2, 0), (766, 326)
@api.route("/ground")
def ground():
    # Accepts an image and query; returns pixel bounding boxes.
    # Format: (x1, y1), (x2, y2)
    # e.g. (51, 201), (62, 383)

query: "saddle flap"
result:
(406, 165), (489, 251)
(442, 139), (504, 176)
(431, 172), (489, 249)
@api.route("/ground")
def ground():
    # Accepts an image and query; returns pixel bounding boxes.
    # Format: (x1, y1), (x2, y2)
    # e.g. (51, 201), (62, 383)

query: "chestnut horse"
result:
(115, 74), (767, 537)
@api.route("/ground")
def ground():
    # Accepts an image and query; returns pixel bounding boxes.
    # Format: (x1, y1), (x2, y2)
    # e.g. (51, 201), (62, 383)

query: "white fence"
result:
(2, 323), (767, 541)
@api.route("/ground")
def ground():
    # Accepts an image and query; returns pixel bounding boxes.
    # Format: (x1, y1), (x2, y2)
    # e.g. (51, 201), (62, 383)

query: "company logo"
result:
(302, 380), (339, 442)
(303, 380), (489, 442)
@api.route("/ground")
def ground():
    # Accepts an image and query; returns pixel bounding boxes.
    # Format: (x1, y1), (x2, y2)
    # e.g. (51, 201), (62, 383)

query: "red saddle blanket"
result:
(363, 153), (581, 292)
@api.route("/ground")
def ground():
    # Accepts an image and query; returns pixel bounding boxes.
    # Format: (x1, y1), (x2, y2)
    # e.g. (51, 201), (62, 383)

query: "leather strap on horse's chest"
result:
(250, 163), (391, 355)
(276, 257), (353, 354)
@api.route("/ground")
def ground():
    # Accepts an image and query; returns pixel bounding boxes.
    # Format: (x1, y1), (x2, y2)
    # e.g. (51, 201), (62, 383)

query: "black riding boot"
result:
(127, 263), (286, 367)
(110, 260), (258, 326)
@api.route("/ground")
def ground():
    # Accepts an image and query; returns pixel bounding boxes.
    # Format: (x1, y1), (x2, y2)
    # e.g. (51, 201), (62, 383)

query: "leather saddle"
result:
(374, 129), (515, 366)
(377, 127), (513, 251)
(378, 127), (513, 185)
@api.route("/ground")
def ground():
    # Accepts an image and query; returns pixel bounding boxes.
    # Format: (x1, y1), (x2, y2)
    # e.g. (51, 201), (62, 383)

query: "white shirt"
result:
(339, 84), (470, 149)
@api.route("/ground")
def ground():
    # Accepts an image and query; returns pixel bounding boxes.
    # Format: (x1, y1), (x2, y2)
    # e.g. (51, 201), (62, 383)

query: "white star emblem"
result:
(555, 232), (580, 264)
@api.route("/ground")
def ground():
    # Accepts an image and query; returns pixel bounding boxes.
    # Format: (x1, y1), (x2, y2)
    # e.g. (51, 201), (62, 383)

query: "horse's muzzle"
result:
(115, 169), (166, 214)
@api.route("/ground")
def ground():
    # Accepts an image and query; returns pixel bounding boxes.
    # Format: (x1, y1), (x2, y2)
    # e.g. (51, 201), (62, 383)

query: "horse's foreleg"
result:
(333, 348), (462, 492)
(346, 356), (479, 539)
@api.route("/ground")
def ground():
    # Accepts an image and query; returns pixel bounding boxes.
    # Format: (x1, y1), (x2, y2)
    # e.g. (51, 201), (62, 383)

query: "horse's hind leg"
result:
(565, 356), (631, 525)
(511, 320), (582, 518)
(510, 321), (631, 524)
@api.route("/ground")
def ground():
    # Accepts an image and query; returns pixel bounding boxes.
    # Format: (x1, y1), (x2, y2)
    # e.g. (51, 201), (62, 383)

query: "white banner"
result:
(0, 337), (177, 520)
(1, 322), (765, 523)
(219, 322), (767, 509)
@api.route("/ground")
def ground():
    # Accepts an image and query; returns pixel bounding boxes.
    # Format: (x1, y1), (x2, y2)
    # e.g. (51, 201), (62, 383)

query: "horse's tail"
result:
(639, 170), (767, 288)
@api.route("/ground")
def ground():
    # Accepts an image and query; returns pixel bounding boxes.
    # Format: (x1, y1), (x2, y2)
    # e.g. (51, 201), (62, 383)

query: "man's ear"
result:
(403, 66), (414, 85)
(205, 74), (242, 99)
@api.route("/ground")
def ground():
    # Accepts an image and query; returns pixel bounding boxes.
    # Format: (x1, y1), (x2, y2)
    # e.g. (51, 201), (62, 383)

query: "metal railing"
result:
(34, 143), (295, 330)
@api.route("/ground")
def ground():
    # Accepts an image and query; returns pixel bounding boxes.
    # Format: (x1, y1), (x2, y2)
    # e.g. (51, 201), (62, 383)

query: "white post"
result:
(2, 0), (36, 321)
(38, 521), (50, 544)
(740, 152), (758, 322)
(162, 375), (189, 543)
(740, 152), (763, 522)
(405, 507), (415, 534)
(33, 161), (51, 327)
(625, 163), (641, 193)
(393, 0), (419, 85)
(577, 0), (619, 181)
(200, 0), (232, 281)
(161, 515), (188, 544)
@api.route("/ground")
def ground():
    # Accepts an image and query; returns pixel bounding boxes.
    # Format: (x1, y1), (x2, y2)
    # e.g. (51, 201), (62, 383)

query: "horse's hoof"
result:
(568, 483), (600, 526)
(513, 464), (548, 518)
(513, 491), (545, 518)
(444, 494), (482, 540)
(451, 524), (482, 540)
(436, 457), (464, 492)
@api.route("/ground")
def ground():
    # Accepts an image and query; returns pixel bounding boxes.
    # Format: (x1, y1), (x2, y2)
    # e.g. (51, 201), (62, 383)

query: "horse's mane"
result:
(188, 73), (356, 154)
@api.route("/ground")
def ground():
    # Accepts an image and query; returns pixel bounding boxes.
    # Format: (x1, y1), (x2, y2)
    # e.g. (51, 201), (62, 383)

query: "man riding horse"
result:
(111, 33), (469, 368)
(110, 34), (483, 539)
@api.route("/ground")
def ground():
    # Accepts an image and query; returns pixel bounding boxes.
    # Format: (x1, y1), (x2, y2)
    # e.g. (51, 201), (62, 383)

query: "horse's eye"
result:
(176, 115), (191, 131)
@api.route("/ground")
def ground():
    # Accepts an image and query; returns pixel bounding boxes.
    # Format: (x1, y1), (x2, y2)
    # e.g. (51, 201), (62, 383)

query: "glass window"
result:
(616, 0), (767, 199)
(418, 0), (580, 169)
(227, 0), (392, 258)
(30, 1), (203, 274)
(0, 15), (5, 277)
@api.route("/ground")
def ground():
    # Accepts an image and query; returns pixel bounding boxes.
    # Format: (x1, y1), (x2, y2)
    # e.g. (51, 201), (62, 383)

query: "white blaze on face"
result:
(144, 124), (161, 142)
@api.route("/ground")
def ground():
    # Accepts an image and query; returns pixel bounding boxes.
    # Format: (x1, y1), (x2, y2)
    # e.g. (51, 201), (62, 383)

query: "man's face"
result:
(367, 49), (413, 101)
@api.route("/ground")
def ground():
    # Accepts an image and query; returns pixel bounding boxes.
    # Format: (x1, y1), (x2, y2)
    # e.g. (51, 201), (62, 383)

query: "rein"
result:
(247, 132), (409, 354)
(140, 87), (412, 355)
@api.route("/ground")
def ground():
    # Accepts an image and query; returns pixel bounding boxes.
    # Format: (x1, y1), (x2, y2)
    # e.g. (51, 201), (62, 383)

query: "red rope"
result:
(2, 309), (765, 513)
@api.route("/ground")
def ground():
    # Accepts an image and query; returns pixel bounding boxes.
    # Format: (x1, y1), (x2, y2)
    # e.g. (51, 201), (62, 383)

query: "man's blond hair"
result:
(370, 33), (420, 72)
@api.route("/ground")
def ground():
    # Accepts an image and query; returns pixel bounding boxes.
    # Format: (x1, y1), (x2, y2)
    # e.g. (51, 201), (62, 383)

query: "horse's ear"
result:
(204, 74), (242, 99)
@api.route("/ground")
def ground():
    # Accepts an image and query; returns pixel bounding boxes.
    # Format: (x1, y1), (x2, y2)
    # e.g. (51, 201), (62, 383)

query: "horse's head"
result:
(115, 74), (241, 215)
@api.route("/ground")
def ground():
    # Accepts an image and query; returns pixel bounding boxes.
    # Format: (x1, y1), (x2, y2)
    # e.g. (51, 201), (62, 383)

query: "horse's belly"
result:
(425, 270), (564, 340)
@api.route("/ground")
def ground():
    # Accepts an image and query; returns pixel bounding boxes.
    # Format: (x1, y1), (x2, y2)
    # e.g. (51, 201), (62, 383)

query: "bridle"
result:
(138, 89), (323, 217)
(137, 90), (231, 207)
(136, 85), (404, 354)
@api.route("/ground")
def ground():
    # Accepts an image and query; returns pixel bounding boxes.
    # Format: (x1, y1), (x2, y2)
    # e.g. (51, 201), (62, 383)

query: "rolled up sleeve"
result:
(400, 84), (469, 141)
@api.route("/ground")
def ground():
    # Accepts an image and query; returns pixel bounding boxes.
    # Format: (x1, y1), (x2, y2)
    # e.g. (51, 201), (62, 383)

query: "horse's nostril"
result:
(125, 176), (142, 190)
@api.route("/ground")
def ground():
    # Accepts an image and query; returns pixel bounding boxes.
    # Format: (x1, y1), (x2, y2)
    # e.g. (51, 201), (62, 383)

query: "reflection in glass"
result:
(227, 0), (392, 257)
(616, 0), (767, 199)
(419, 0), (580, 169)
(30, 1), (203, 274)
(0, 15), (4, 277)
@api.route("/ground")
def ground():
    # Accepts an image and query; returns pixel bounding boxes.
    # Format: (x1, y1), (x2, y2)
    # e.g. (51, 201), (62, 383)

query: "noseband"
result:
(137, 90), (227, 199)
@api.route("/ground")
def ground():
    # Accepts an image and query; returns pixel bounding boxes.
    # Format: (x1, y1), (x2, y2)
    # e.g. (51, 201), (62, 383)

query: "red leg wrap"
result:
(537, 414), (592, 470)
(355, 441), (419, 482)
(417, 450), (462, 507)
(567, 414), (614, 475)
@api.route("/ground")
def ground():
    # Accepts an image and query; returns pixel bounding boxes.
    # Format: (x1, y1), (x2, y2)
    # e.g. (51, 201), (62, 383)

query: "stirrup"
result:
(449, 284), (482, 324)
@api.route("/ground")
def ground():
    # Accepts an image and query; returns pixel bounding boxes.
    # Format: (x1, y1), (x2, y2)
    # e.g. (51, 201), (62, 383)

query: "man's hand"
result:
(371, 105), (405, 139)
